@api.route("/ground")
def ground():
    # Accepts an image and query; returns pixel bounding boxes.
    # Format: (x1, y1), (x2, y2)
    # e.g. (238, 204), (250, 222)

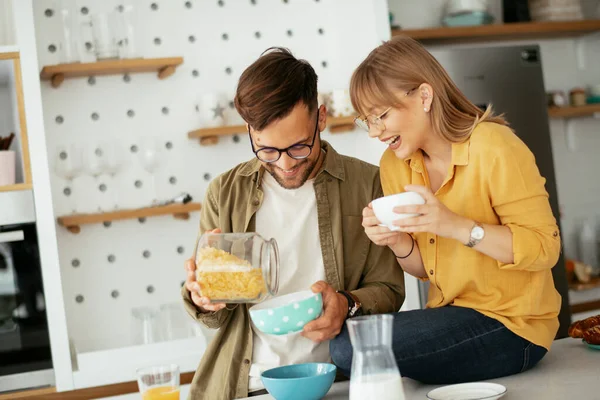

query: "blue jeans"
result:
(330, 306), (547, 384)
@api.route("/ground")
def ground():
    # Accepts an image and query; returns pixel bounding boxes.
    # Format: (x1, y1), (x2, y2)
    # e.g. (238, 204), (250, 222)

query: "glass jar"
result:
(194, 232), (279, 303)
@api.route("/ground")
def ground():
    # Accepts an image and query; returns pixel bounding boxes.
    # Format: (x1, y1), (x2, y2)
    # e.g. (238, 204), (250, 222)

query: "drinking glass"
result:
(137, 364), (180, 400)
(138, 137), (162, 205)
(53, 143), (83, 213)
(132, 306), (161, 345)
(103, 141), (123, 209)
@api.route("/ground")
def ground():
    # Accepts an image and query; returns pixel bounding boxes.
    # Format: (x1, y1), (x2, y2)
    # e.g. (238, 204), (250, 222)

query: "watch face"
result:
(472, 226), (485, 240)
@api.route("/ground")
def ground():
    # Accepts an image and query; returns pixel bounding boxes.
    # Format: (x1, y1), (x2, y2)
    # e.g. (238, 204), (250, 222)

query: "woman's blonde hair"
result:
(350, 35), (508, 143)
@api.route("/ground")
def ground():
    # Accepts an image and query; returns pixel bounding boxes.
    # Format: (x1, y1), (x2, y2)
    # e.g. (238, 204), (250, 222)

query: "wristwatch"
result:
(466, 221), (485, 248)
(337, 290), (363, 318)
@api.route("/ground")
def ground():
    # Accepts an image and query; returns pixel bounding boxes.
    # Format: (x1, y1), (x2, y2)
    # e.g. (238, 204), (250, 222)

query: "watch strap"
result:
(337, 290), (362, 318)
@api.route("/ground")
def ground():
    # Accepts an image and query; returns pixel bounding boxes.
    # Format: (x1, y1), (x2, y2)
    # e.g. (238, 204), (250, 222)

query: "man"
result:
(182, 47), (405, 400)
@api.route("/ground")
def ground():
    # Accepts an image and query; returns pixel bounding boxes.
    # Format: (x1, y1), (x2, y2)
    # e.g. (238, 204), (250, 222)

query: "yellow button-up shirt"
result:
(380, 122), (562, 350)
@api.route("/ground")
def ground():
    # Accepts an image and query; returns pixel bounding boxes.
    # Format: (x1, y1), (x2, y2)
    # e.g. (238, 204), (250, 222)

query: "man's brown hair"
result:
(234, 47), (318, 131)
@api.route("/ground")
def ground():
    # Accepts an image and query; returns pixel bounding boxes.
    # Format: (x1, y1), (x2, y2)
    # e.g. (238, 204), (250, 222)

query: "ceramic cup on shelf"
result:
(0, 150), (16, 186)
(329, 88), (353, 118)
(198, 93), (227, 128)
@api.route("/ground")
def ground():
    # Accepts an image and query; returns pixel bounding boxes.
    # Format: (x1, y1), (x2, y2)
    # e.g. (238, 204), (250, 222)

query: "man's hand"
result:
(301, 281), (348, 343)
(184, 228), (226, 312)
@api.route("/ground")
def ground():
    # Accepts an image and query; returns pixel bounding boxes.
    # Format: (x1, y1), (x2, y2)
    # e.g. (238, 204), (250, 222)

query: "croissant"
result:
(568, 319), (584, 338)
(581, 315), (600, 331)
(583, 325), (600, 345)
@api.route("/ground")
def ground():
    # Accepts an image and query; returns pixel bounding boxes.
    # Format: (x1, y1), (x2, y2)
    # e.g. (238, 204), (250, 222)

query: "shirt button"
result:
(429, 238), (435, 244)
(252, 200), (259, 206)
(429, 269), (434, 275)
(553, 231), (558, 237)
(243, 359), (250, 365)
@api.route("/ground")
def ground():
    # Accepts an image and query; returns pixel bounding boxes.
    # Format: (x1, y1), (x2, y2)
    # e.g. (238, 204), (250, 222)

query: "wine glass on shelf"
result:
(53, 143), (83, 214)
(85, 141), (109, 212)
(138, 137), (163, 206)
(104, 141), (124, 210)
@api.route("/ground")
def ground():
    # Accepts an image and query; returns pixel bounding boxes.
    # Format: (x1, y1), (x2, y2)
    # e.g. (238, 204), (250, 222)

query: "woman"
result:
(329, 35), (562, 384)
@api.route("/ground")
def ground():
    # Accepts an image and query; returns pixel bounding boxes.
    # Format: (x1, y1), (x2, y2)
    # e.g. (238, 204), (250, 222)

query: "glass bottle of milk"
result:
(347, 315), (405, 400)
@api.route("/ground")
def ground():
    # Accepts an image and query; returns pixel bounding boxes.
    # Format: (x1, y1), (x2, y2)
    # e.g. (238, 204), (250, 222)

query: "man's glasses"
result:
(354, 87), (418, 133)
(249, 110), (320, 163)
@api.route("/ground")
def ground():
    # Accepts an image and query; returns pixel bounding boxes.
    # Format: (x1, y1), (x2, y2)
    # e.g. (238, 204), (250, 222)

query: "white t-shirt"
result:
(249, 172), (330, 392)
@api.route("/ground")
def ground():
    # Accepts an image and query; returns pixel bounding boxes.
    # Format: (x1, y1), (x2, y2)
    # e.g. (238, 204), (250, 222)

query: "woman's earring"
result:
(424, 107), (429, 112)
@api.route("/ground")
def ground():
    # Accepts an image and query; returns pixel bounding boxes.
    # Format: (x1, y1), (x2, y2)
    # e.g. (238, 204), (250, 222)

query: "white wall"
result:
(0, 0), (16, 46)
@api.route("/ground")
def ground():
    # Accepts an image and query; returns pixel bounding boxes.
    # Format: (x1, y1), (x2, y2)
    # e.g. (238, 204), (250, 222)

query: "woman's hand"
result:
(392, 185), (471, 242)
(362, 203), (406, 247)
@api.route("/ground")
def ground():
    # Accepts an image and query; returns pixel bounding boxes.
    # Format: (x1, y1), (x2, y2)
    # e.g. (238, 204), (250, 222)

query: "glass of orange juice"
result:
(137, 364), (180, 400)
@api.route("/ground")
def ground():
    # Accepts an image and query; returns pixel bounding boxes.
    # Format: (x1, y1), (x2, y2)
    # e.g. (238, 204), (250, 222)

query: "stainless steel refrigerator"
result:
(419, 44), (571, 338)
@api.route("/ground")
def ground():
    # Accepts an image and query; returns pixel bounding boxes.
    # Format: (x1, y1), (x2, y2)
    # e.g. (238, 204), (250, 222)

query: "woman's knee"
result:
(330, 325), (353, 373)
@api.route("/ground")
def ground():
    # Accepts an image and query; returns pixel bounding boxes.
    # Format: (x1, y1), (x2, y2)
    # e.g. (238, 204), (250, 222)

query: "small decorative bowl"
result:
(249, 290), (323, 335)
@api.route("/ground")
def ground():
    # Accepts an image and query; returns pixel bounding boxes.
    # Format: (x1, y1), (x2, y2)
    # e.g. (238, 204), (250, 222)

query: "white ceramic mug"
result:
(329, 89), (353, 118)
(0, 150), (16, 186)
(372, 192), (426, 231)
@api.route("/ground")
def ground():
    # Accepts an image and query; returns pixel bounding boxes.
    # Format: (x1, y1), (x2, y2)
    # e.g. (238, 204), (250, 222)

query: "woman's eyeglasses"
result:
(354, 87), (418, 133)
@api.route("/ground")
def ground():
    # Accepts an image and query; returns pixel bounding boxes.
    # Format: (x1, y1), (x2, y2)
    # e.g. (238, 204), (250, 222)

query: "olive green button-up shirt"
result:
(182, 142), (405, 400)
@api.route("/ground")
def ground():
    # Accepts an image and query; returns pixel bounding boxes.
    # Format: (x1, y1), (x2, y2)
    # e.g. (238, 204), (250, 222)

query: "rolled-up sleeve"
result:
(489, 140), (561, 272)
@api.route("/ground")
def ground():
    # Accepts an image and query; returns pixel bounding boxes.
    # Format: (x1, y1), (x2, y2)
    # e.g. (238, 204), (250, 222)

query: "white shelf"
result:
(73, 335), (211, 389)
(0, 45), (19, 55)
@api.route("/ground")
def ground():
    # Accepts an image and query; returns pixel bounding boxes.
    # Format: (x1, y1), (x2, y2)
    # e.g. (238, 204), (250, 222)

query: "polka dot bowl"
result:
(249, 290), (323, 335)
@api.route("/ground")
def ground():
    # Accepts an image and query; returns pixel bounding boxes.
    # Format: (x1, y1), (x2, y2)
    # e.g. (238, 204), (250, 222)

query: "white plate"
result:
(426, 382), (507, 400)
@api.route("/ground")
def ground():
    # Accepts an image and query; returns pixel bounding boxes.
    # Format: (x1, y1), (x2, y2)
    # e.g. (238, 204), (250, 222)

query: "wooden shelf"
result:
(572, 299), (600, 314)
(570, 277), (600, 292)
(188, 115), (359, 145)
(57, 202), (201, 234)
(328, 115), (357, 133)
(187, 124), (247, 145)
(40, 57), (184, 88)
(0, 183), (32, 193)
(392, 20), (600, 44)
(548, 104), (600, 118)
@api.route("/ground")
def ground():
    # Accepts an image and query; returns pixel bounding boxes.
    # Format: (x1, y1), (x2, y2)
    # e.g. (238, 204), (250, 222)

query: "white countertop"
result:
(98, 338), (598, 399)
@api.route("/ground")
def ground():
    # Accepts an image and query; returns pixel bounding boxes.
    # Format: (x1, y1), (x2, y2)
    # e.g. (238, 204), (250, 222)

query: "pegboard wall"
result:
(33, 0), (389, 353)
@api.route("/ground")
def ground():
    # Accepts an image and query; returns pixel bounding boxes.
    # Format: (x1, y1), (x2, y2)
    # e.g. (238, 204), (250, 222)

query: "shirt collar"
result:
(403, 138), (470, 171)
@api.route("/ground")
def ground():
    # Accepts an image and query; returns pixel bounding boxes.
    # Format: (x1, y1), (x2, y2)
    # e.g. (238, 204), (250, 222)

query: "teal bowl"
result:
(261, 363), (337, 400)
(249, 290), (323, 335)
